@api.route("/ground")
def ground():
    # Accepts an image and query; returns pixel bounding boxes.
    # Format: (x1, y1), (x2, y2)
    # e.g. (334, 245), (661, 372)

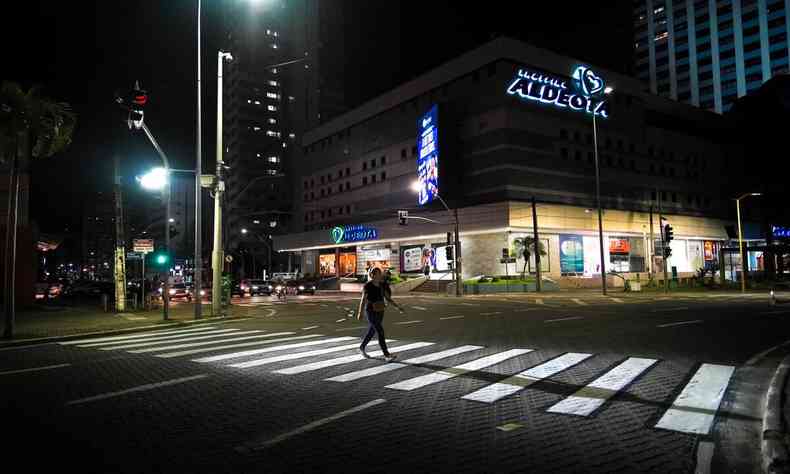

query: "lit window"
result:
(268, 105), (277, 111)
(266, 130), (281, 137)
(288, 96), (295, 102)
(253, 126), (261, 131)
(654, 31), (668, 41)
(266, 29), (271, 35)
(271, 68), (278, 74)
(272, 44), (278, 49)
(267, 156), (279, 163)
(247, 99), (252, 104)
(273, 31), (278, 37)
(268, 118), (277, 124)
(254, 100), (261, 105)
(256, 153), (261, 157)
(653, 6), (664, 14)
(266, 169), (278, 175)
(268, 80), (279, 87)
(266, 92), (280, 99)
(289, 133), (296, 139)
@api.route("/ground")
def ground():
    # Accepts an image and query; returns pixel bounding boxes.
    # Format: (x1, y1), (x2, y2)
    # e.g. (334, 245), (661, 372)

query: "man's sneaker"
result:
(384, 354), (397, 362)
(359, 348), (371, 359)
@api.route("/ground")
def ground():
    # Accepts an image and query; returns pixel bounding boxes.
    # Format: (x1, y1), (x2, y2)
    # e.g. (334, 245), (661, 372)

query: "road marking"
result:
(76, 328), (241, 348)
(97, 330), (254, 350)
(496, 422), (523, 432)
(651, 307), (689, 313)
(480, 312), (502, 316)
(411, 306), (428, 311)
(545, 316), (584, 323)
(236, 399), (386, 452)
(655, 363), (735, 434)
(515, 308), (541, 312)
(128, 332), (294, 354)
(66, 374), (209, 406)
(462, 353), (593, 403)
(301, 325), (319, 331)
(394, 320), (423, 325)
(761, 310), (790, 315)
(571, 298), (588, 306)
(273, 342), (434, 375)
(460, 303), (480, 307)
(335, 319), (346, 323)
(695, 441), (714, 474)
(439, 315), (465, 320)
(227, 340), (395, 369)
(610, 298), (624, 303)
(657, 320), (703, 328)
(745, 339), (790, 366)
(547, 357), (658, 416)
(536, 298), (545, 305)
(336, 326), (367, 332)
(192, 336), (355, 363)
(385, 349), (532, 391)
(59, 326), (218, 345)
(156, 334), (322, 359)
(326, 345), (484, 383)
(0, 363), (71, 376)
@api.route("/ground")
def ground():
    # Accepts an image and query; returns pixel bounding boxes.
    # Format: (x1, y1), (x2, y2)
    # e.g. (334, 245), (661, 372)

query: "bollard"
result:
(132, 293), (138, 311)
(770, 290), (776, 307)
(102, 294), (108, 313)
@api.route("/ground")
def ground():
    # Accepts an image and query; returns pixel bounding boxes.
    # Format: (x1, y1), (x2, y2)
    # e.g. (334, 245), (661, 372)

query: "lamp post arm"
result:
(141, 122), (171, 170)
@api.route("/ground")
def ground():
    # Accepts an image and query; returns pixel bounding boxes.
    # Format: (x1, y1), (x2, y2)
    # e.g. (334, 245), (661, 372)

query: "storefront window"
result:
(319, 253), (336, 276)
(338, 252), (357, 276)
(359, 246), (391, 275)
(560, 234), (584, 275)
(608, 236), (645, 273)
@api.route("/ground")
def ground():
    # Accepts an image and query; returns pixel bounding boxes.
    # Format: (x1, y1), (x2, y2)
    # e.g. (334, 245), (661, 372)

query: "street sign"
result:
(500, 257), (517, 264)
(133, 239), (154, 254)
(126, 252), (143, 259)
(225, 255), (234, 263)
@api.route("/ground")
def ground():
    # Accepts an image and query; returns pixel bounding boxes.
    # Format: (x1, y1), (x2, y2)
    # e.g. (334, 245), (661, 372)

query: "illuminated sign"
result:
(416, 105), (439, 206)
(506, 65), (609, 118)
(772, 225), (790, 238)
(330, 225), (378, 244)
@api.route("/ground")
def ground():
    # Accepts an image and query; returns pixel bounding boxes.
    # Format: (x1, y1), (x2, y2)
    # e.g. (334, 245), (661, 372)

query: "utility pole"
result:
(658, 191), (668, 293)
(194, 0), (203, 320)
(212, 51), (232, 317)
(649, 204), (654, 282)
(113, 155), (127, 312)
(532, 196), (541, 292)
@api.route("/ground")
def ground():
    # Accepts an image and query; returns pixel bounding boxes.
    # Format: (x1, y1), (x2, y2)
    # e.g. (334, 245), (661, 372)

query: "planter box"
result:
(463, 280), (559, 294)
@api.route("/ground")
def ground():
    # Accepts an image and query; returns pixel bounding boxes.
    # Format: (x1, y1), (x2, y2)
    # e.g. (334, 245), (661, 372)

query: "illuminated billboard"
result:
(416, 105), (439, 206)
(506, 65), (610, 118)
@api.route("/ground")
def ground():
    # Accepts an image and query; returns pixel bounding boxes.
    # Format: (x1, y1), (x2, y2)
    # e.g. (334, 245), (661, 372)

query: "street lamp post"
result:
(194, 0), (203, 320)
(138, 164), (171, 320)
(212, 51), (233, 317)
(736, 192), (761, 293)
(591, 86), (613, 296)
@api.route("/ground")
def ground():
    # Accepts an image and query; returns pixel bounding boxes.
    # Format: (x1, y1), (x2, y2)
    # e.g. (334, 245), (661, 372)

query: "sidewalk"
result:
(0, 302), (241, 345)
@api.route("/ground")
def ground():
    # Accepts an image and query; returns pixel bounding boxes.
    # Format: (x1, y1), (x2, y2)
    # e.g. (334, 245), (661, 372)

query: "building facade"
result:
(634, 0), (790, 113)
(275, 38), (739, 285)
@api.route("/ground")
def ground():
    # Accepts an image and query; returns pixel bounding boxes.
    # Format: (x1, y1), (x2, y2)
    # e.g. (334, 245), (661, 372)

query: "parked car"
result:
(286, 280), (316, 295)
(248, 279), (273, 296)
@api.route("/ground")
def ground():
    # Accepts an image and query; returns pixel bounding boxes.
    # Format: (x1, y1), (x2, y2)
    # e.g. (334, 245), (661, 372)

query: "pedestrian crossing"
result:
(59, 325), (736, 436)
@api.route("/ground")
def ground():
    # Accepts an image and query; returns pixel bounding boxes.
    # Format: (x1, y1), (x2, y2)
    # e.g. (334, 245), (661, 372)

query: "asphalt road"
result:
(1, 292), (787, 473)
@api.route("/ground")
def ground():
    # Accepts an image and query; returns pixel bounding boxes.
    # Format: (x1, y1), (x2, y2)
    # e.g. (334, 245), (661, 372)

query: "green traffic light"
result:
(156, 254), (168, 264)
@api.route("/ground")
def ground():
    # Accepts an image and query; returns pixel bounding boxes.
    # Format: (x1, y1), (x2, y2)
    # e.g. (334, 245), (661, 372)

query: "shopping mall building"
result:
(272, 38), (743, 285)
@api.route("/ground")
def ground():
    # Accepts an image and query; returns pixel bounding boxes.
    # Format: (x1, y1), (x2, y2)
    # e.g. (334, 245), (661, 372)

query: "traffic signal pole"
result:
(658, 191), (668, 293)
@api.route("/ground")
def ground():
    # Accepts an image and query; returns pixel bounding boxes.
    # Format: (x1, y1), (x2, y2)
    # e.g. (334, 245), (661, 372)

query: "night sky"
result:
(4, 0), (632, 235)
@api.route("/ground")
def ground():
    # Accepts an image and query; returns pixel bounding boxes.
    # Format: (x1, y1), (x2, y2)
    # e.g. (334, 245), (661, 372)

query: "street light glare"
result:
(139, 167), (168, 190)
(751, 193), (762, 196)
(604, 86), (614, 95)
(410, 181), (422, 193)
(241, 228), (248, 234)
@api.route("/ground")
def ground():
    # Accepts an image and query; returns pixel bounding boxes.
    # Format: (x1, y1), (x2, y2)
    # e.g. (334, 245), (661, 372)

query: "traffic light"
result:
(664, 224), (674, 243)
(398, 210), (408, 225)
(663, 246), (672, 258)
(445, 245), (454, 262)
(502, 248), (509, 259)
(149, 250), (170, 268)
(116, 81), (147, 130)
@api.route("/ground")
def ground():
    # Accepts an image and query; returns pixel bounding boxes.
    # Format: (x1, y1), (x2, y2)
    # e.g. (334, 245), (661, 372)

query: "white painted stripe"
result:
(480, 312), (502, 316)
(0, 363), (71, 376)
(460, 303), (480, 306)
(657, 320), (703, 328)
(651, 307), (689, 313)
(237, 399), (386, 452)
(273, 342), (434, 375)
(745, 339), (790, 366)
(66, 374), (209, 406)
(156, 334), (322, 359)
(572, 298), (588, 306)
(536, 298), (544, 305)
(394, 320), (423, 325)
(193, 336), (355, 363)
(385, 349), (532, 391)
(335, 319), (346, 322)
(228, 340), (394, 369)
(98, 330), (255, 350)
(59, 326), (218, 345)
(515, 308), (540, 312)
(77, 328), (240, 348)
(335, 326), (367, 332)
(609, 297), (624, 303)
(411, 306), (428, 311)
(695, 441), (714, 474)
(128, 332), (294, 354)
(301, 325), (320, 330)
(462, 353), (593, 403)
(439, 315), (465, 320)
(545, 316), (584, 323)
(326, 345), (484, 383)
(547, 357), (657, 416)
(654, 363), (735, 435)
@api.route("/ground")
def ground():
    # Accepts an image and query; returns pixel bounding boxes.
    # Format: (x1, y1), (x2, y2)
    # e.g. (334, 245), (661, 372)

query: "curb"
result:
(0, 315), (252, 348)
(763, 355), (790, 474)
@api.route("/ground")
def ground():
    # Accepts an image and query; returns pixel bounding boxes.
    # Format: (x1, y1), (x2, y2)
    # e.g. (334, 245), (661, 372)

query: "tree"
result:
(512, 236), (547, 279)
(0, 82), (76, 338)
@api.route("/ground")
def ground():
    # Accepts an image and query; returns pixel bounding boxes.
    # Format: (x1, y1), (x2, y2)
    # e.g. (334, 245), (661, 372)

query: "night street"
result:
(2, 292), (786, 473)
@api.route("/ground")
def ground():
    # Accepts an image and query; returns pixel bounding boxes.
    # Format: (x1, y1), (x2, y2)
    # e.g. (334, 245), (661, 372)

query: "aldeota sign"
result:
(330, 225), (379, 244)
(506, 65), (610, 118)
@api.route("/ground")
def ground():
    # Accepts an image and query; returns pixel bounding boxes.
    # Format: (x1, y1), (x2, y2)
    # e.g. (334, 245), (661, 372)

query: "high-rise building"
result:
(221, 0), (346, 275)
(634, 0), (790, 113)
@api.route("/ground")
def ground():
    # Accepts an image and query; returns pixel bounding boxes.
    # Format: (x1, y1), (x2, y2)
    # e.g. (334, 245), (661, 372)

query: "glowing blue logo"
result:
(571, 66), (605, 97)
(330, 225), (378, 244)
(772, 225), (790, 238)
(506, 67), (609, 118)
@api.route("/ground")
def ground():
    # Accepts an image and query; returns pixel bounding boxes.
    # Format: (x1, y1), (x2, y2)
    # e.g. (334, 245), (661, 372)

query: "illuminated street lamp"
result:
(591, 85), (613, 296)
(139, 167), (168, 191)
(735, 192), (761, 293)
(241, 228), (248, 234)
(138, 165), (172, 320)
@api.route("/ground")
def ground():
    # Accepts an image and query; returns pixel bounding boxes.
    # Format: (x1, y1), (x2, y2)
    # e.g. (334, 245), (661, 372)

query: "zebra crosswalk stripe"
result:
(193, 336), (355, 363)
(155, 334), (321, 359)
(546, 357), (657, 417)
(462, 352), (593, 403)
(385, 349), (533, 392)
(98, 330), (255, 350)
(273, 342), (435, 375)
(128, 332), (295, 354)
(61, 326), (219, 346)
(654, 363), (735, 434)
(228, 341), (395, 369)
(325, 345), (484, 383)
(77, 328), (240, 348)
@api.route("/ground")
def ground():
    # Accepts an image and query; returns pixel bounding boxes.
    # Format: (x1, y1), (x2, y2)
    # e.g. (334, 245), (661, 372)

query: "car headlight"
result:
(268, 285), (272, 290)
(298, 285), (305, 290)
(275, 285), (282, 291)
(200, 290), (206, 296)
(311, 286), (316, 290)
(158, 288), (163, 293)
(252, 286), (259, 290)
(169, 289), (176, 295)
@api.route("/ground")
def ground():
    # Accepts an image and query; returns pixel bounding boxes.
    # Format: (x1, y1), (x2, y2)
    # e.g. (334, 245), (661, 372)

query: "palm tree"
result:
(0, 81), (76, 338)
(512, 236), (547, 279)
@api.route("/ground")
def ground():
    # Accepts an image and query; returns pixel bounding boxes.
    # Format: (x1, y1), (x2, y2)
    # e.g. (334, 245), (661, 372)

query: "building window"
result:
(266, 92), (280, 100)
(575, 150), (581, 161)
(588, 151), (594, 163)
(560, 129), (568, 139)
(346, 205), (351, 214)
(267, 156), (279, 163)
(371, 159), (376, 168)
(268, 118), (277, 124)
(401, 148), (406, 158)
(561, 148), (569, 158)
(372, 174), (377, 183)
(381, 156), (386, 165)
(346, 182), (350, 191)
(381, 172), (386, 181)
(320, 176), (325, 184)
(303, 181), (308, 189)
(268, 80), (279, 87)
(362, 162), (367, 171)
(267, 105), (277, 112)
(362, 177), (367, 185)
(411, 145), (417, 156)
